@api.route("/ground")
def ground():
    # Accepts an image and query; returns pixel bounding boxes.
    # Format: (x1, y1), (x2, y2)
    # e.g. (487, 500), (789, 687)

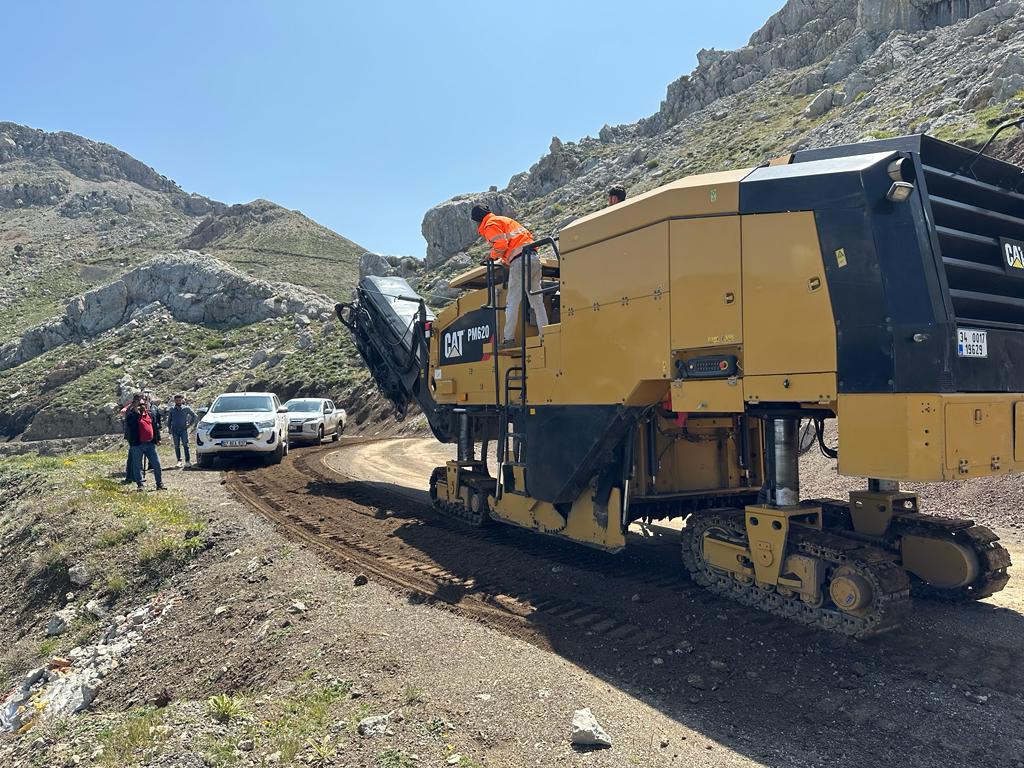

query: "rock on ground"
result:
(570, 707), (612, 748)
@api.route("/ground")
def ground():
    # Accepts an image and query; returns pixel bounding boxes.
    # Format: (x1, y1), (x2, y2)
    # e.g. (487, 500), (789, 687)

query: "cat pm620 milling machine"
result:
(339, 133), (1017, 637)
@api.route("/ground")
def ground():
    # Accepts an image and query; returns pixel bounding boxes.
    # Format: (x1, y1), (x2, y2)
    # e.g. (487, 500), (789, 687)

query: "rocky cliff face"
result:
(0, 253), (336, 372)
(0, 122), (222, 214)
(645, 0), (1001, 135)
(422, 0), (1024, 269)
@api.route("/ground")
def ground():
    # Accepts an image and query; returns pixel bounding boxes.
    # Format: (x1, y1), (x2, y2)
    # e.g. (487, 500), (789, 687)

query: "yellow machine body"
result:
(349, 135), (1019, 636)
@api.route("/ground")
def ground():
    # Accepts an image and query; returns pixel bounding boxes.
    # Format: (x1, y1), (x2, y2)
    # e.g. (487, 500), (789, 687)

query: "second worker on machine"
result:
(471, 204), (549, 349)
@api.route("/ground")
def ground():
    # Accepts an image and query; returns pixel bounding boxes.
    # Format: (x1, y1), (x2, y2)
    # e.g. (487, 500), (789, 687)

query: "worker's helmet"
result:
(470, 204), (491, 223)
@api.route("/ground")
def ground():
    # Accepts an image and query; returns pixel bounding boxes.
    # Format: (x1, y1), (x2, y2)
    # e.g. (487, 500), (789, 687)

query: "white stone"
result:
(68, 564), (91, 586)
(357, 713), (391, 737)
(570, 708), (611, 748)
(46, 606), (77, 637)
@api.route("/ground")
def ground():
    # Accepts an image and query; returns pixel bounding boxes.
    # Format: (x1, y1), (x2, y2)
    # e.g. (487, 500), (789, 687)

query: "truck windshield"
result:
(211, 395), (274, 413)
(285, 400), (321, 412)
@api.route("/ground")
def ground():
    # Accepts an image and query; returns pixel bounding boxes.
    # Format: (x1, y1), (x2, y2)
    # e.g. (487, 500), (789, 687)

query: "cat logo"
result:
(1006, 242), (1024, 269)
(444, 329), (464, 359)
(1000, 237), (1024, 277)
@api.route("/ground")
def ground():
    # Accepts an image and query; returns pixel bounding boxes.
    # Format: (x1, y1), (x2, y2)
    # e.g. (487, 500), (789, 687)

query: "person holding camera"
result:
(125, 393), (165, 492)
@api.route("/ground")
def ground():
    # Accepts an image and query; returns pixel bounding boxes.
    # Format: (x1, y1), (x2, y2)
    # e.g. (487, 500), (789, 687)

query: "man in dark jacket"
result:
(126, 395), (165, 492)
(167, 394), (197, 468)
(121, 396), (138, 484)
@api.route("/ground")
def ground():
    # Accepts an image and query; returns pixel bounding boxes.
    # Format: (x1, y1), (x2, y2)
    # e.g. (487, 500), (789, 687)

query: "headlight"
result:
(304, 417), (319, 423)
(198, 420), (213, 430)
(256, 419), (276, 430)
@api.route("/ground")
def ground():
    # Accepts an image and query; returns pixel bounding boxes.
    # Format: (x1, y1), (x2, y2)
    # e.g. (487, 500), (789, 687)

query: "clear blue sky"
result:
(6, 1), (776, 257)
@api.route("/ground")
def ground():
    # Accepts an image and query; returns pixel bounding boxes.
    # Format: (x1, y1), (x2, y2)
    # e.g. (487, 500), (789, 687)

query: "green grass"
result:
(97, 519), (147, 548)
(933, 99), (1024, 145)
(138, 533), (204, 578)
(402, 683), (424, 705)
(377, 749), (417, 768)
(105, 571), (128, 595)
(37, 638), (59, 658)
(207, 693), (247, 723)
(0, 451), (205, 601)
(204, 679), (352, 766)
(98, 707), (168, 766)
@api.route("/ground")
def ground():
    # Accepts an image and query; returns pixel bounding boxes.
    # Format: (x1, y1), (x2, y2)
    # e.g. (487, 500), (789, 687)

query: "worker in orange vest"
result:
(471, 204), (549, 348)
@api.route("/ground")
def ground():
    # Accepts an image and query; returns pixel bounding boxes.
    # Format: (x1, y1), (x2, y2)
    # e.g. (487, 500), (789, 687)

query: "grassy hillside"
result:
(181, 200), (362, 301)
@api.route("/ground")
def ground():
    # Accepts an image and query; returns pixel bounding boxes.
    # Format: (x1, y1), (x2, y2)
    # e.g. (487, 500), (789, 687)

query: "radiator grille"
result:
(210, 422), (259, 438)
(924, 163), (1024, 329)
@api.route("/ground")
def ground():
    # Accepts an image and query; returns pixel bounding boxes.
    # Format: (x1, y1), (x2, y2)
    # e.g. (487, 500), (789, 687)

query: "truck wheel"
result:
(267, 440), (285, 466)
(197, 454), (213, 469)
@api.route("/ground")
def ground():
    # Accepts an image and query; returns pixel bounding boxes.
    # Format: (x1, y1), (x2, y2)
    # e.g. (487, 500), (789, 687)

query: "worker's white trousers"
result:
(504, 251), (549, 342)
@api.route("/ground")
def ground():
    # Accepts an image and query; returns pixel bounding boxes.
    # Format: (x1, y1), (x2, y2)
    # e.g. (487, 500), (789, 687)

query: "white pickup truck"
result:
(284, 398), (346, 444)
(195, 392), (290, 467)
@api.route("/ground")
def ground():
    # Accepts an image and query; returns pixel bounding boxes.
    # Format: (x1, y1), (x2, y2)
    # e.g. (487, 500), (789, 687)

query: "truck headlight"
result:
(256, 419), (276, 430)
(198, 420), (213, 431)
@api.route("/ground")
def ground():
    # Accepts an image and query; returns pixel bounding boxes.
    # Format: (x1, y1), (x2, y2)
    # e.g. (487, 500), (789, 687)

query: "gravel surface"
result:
(0, 446), (765, 768)
(5, 434), (1021, 768)
(800, 424), (1024, 544)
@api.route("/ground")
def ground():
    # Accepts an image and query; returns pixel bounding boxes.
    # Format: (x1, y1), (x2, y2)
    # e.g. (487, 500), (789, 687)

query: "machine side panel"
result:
(522, 404), (641, 504)
(560, 222), (669, 312)
(670, 217), (742, 349)
(561, 294), (671, 404)
(560, 169), (747, 254)
(839, 392), (1024, 480)
(741, 212), (837, 378)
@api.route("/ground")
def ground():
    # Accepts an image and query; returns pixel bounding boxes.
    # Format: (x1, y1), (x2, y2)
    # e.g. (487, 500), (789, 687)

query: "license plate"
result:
(221, 439), (248, 447)
(957, 328), (987, 358)
(289, 426), (302, 432)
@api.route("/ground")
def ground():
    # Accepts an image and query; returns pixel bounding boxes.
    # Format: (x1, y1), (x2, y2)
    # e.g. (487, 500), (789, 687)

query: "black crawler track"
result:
(681, 509), (912, 638)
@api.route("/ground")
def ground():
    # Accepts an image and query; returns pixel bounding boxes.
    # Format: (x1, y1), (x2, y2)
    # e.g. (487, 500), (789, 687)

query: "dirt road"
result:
(228, 439), (1024, 768)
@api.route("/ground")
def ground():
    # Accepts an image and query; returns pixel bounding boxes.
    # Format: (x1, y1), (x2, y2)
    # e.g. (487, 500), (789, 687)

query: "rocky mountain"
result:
(420, 0), (1024, 278)
(8, 0), (1024, 443)
(0, 254), (395, 441)
(0, 124), (388, 442)
(0, 123), (363, 345)
(181, 199), (363, 300)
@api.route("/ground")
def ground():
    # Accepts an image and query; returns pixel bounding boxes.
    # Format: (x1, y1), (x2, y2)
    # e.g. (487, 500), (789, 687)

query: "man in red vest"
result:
(125, 393), (165, 492)
(471, 204), (549, 348)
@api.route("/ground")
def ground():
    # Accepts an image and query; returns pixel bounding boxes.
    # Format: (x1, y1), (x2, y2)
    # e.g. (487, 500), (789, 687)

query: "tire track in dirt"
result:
(224, 439), (1024, 767)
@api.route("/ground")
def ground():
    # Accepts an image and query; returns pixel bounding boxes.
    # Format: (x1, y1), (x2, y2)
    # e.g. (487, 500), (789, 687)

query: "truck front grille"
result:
(210, 423), (259, 438)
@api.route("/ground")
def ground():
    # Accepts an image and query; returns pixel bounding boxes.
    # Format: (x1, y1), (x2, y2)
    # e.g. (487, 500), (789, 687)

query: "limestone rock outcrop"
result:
(421, 191), (514, 267)
(0, 122), (223, 215)
(0, 252), (335, 371)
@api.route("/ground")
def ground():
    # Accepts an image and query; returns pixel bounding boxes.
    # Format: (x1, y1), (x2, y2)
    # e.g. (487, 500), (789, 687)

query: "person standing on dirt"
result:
(167, 394), (197, 468)
(126, 394), (165, 492)
(120, 395), (138, 484)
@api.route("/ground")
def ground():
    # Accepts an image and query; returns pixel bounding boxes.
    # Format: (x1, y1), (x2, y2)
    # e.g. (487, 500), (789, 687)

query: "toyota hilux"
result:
(195, 392), (289, 467)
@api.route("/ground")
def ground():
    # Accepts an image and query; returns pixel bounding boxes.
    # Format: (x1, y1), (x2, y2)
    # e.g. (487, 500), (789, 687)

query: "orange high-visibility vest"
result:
(478, 213), (534, 266)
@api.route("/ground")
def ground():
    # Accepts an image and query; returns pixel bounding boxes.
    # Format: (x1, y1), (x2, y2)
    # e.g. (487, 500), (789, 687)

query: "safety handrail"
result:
(527, 236), (560, 297)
